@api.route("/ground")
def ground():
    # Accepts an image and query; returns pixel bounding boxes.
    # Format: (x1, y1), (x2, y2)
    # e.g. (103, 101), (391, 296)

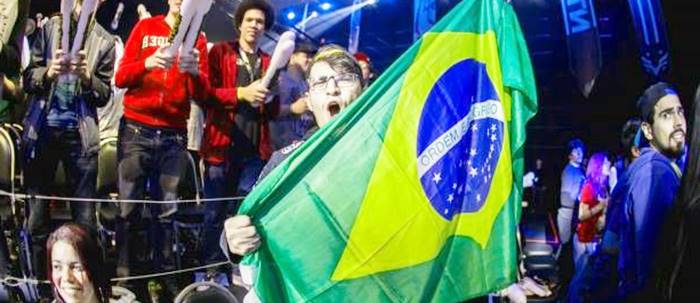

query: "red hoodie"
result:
(115, 15), (209, 129)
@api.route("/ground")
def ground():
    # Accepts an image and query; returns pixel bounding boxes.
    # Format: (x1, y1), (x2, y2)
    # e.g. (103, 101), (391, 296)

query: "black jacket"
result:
(22, 16), (115, 159)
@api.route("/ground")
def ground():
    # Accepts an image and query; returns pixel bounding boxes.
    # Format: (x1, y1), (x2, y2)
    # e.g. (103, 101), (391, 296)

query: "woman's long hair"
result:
(655, 84), (700, 301)
(585, 152), (609, 189)
(46, 223), (111, 303)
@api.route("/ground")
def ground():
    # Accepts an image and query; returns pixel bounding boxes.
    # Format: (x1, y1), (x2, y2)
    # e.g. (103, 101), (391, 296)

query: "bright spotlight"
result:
(287, 11), (296, 20)
(310, 10), (319, 17)
(320, 2), (332, 10)
(367, 0), (377, 4)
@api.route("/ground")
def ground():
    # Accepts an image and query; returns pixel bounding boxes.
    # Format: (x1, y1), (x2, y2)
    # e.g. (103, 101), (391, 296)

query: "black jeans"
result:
(25, 127), (97, 280)
(116, 119), (188, 277)
(200, 155), (264, 265)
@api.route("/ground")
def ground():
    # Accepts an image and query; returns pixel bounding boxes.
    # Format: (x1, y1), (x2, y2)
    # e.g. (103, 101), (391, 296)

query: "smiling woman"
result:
(47, 223), (110, 303)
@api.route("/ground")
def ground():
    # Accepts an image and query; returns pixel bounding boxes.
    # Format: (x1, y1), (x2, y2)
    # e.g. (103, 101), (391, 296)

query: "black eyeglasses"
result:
(309, 74), (360, 92)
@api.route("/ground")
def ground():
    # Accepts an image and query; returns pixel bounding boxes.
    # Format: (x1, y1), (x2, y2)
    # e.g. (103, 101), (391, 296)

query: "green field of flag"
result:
(238, 0), (538, 301)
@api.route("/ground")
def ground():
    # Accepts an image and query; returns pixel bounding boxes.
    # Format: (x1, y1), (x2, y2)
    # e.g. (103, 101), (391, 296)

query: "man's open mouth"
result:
(671, 130), (685, 141)
(328, 102), (341, 117)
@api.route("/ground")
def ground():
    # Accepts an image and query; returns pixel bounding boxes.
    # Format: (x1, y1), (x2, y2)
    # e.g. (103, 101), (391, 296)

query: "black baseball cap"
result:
(637, 82), (678, 122)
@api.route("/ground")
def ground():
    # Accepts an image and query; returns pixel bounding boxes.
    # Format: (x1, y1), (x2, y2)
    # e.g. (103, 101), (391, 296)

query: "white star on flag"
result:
(476, 194), (481, 202)
(491, 134), (497, 142)
(447, 194), (454, 202)
(491, 124), (497, 132)
(470, 148), (477, 156)
(432, 172), (442, 184)
(469, 167), (478, 177)
(471, 124), (478, 132)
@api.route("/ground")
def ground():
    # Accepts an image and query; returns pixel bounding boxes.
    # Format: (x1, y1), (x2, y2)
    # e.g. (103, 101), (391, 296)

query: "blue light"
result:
(287, 11), (296, 20)
(320, 2), (332, 10)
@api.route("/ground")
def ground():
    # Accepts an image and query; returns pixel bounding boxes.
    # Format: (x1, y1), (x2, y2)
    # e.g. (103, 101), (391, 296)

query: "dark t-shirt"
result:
(231, 51), (263, 157)
(46, 78), (79, 129)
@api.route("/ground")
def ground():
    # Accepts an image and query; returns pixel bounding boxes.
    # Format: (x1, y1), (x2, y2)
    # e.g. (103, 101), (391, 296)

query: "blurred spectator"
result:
(573, 152), (610, 272)
(557, 138), (585, 298)
(1, 0), (30, 123)
(269, 41), (316, 150)
(353, 51), (375, 87)
(97, 36), (124, 140)
(559, 138), (586, 246)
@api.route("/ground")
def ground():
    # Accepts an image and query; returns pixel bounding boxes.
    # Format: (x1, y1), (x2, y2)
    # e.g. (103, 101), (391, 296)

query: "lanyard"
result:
(238, 48), (261, 81)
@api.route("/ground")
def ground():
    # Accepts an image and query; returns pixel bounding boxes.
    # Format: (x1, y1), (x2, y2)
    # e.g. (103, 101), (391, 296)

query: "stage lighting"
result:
(320, 2), (332, 10)
(310, 10), (319, 17)
(367, 0), (377, 4)
(287, 11), (296, 20)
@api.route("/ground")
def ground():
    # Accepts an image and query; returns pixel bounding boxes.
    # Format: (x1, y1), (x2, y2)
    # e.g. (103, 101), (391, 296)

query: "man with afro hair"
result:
(199, 0), (278, 270)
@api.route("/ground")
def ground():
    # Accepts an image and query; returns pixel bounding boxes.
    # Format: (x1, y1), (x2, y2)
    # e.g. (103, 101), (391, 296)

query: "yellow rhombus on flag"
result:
(332, 31), (514, 280)
(237, 0), (538, 301)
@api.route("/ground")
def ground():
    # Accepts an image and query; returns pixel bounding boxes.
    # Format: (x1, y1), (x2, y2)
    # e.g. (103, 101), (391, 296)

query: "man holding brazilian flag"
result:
(233, 0), (538, 301)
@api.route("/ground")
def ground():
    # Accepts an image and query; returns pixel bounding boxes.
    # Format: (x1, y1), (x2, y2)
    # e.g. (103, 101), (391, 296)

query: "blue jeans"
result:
(116, 119), (188, 276)
(200, 155), (264, 264)
(25, 127), (97, 279)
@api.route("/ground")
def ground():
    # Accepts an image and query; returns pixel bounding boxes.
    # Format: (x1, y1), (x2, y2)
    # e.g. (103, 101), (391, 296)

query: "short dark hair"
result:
(567, 138), (585, 155)
(234, 0), (275, 31)
(620, 117), (641, 158)
(309, 44), (364, 86)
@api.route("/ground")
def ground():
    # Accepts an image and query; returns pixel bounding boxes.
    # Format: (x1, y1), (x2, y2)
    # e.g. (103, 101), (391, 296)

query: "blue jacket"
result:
(618, 148), (682, 299)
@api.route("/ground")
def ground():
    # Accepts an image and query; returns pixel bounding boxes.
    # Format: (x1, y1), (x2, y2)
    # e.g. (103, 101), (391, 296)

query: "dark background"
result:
(29, 0), (700, 184)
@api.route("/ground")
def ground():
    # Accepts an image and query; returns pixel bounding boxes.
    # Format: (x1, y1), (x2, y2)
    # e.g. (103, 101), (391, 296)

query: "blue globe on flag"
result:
(417, 59), (505, 220)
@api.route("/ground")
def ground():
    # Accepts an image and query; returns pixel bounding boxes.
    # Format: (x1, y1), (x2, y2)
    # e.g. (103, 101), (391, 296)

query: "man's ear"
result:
(305, 93), (312, 110)
(631, 146), (641, 158)
(641, 122), (654, 141)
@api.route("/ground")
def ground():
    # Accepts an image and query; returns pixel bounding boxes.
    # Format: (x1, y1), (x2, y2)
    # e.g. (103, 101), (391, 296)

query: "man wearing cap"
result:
(567, 119), (645, 302)
(269, 41), (316, 150)
(199, 0), (276, 268)
(616, 82), (686, 300)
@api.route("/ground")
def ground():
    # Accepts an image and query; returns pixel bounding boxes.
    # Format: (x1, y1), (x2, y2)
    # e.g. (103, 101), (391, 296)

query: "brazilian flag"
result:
(238, 0), (538, 301)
